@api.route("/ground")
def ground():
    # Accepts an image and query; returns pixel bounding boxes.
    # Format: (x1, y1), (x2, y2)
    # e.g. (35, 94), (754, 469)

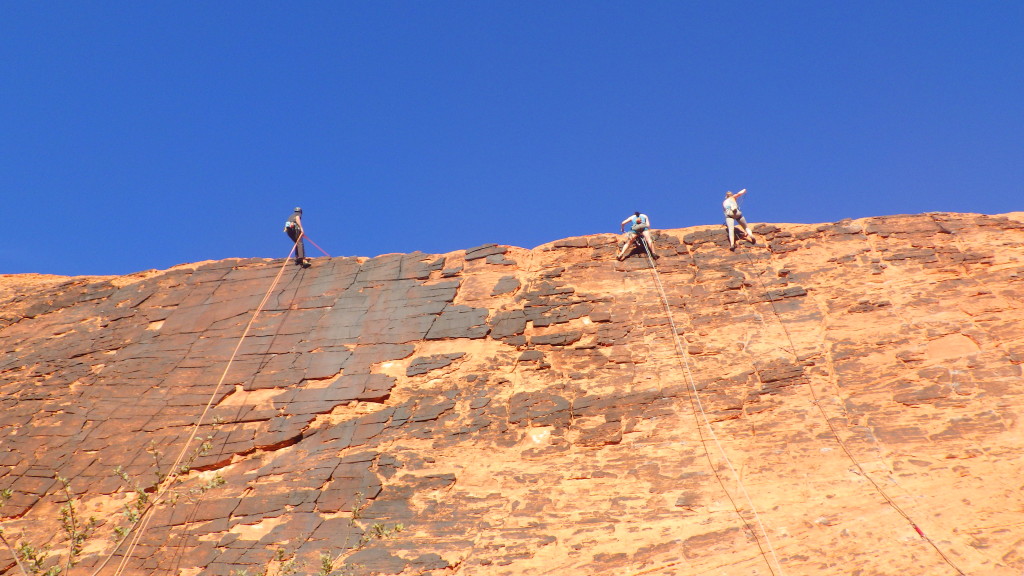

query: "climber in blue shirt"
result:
(617, 211), (660, 261)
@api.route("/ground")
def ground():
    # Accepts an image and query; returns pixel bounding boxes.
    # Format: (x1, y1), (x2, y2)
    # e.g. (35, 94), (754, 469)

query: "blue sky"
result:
(3, 2), (1021, 276)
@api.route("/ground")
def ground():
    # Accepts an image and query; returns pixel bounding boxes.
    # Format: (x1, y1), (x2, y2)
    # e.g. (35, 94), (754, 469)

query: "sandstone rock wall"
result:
(1, 212), (1022, 575)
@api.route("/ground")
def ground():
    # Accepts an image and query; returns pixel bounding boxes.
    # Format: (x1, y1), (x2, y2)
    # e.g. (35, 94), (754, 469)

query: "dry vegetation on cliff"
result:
(1, 213), (1023, 575)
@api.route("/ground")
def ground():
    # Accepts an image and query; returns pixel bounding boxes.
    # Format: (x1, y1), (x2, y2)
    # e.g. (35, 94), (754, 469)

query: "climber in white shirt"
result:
(723, 189), (756, 251)
(617, 211), (660, 261)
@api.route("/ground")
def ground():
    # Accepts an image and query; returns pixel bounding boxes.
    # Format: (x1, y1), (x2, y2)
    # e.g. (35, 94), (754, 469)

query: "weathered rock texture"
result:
(1, 212), (1023, 576)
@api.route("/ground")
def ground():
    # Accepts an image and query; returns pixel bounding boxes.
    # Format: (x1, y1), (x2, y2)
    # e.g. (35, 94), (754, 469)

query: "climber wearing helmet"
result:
(284, 207), (310, 267)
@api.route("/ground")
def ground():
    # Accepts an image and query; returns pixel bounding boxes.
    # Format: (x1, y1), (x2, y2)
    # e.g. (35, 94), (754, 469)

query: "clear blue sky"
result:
(3, 2), (1021, 276)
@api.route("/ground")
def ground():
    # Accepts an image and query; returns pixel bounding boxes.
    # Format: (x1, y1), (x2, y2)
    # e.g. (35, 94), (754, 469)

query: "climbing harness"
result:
(636, 242), (786, 576)
(95, 245), (306, 576)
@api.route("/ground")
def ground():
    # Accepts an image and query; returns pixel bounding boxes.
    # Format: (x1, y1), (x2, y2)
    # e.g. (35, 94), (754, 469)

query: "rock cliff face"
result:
(1, 212), (1023, 576)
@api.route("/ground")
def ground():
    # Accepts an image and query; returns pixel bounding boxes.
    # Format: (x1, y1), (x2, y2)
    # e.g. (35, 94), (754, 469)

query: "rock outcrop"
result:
(1, 212), (1023, 575)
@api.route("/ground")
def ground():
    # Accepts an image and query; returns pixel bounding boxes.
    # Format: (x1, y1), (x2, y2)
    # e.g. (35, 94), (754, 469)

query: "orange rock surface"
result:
(1, 212), (1022, 575)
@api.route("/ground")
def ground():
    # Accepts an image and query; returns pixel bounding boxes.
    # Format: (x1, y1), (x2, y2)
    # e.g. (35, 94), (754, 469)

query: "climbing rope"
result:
(301, 232), (332, 258)
(94, 246), (304, 576)
(633, 240), (786, 576)
(739, 248), (967, 576)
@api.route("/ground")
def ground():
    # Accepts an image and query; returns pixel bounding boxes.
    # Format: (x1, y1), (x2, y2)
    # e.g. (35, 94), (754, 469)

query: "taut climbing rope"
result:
(739, 248), (966, 576)
(95, 246), (305, 576)
(301, 232), (331, 257)
(635, 241), (785, 576)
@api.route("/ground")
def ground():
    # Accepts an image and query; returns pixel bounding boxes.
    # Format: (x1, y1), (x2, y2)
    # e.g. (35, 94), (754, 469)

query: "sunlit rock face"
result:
(1, 212), (1023, 576)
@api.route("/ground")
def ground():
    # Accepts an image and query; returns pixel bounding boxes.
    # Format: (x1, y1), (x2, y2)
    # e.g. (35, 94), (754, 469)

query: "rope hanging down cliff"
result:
(93, 247), (304, 576)
(632, 241), (786, 576)
(739, 248), (967, 576)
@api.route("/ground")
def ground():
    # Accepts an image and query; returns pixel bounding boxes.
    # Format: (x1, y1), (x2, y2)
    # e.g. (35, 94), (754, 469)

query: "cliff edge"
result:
(1, 212), (1023, 575)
